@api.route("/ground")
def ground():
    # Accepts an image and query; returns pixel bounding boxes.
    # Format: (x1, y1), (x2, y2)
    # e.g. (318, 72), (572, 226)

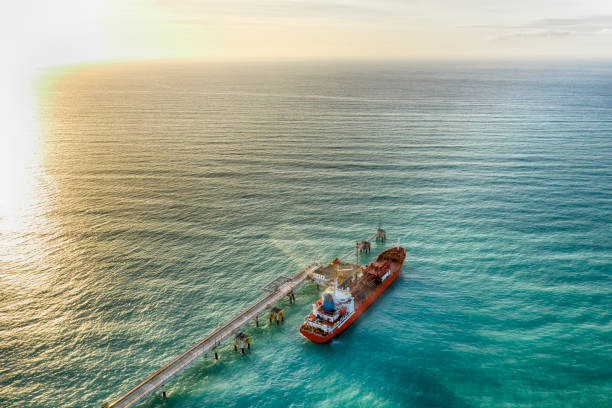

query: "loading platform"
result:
(103, 229), (385, 408)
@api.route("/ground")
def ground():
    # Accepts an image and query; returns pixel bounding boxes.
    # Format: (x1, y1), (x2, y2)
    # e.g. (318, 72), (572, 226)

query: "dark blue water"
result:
(1, 60), (611, 407)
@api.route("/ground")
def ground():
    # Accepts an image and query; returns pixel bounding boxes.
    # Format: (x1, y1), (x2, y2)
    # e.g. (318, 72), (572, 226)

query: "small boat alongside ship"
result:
(300, 246), (406, 343)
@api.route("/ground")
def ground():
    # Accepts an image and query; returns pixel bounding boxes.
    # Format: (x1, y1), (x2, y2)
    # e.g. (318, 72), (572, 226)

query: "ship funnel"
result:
(323, 293), (335, 312)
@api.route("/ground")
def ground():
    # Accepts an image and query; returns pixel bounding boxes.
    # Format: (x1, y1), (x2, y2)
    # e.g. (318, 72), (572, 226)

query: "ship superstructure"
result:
(300, 246), (406, 343)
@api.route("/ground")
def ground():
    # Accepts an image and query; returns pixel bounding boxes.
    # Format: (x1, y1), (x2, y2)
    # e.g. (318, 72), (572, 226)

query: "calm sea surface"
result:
(1, 60), (611, 407)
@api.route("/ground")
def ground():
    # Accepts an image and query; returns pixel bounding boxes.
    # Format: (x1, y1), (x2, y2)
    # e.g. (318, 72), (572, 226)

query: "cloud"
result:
(155, 0), (409, 25)
(496, 29), (573, 40)
(471, 14), (612, 40)
(531, 15), (612, 29)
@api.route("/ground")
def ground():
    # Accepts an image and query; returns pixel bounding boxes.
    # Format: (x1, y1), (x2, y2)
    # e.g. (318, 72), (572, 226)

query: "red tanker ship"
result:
(300, 246), (406, 343)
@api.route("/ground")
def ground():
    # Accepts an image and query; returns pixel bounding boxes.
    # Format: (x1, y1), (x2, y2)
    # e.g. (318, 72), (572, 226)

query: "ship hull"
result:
(300, 249), (404, 343)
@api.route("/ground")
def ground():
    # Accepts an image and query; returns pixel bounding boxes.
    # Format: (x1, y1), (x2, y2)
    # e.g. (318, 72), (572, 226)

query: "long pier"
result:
(104, 229), (385, 408)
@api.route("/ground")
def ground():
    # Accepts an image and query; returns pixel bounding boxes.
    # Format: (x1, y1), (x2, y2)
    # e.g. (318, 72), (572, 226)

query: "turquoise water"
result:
(1, 61), (611, 407)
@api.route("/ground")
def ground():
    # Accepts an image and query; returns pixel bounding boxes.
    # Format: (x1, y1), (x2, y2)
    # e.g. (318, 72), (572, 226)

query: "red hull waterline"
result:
(300, 247), (405, 343)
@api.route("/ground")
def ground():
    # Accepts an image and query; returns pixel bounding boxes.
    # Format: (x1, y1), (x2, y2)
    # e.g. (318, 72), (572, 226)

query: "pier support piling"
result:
(269, 307), (284, 327)
(234, 333), (250, 354)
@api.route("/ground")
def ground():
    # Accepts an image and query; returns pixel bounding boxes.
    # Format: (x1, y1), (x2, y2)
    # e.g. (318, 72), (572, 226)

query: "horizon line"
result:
(39, 55), (612, 71)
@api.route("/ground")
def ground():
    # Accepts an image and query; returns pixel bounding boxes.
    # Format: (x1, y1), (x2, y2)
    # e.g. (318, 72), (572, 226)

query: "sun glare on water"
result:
(0, 65), (62, 297)
(0, 69), (48, 237)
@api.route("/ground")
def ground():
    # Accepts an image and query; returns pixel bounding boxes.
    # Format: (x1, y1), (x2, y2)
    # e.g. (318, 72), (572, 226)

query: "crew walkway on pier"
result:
(104, 229), (385, 408)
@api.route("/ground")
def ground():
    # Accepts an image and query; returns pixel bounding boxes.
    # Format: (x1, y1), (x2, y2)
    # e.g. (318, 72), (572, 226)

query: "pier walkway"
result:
(104, 230), (385, 408)
(104, 262), (319, 408)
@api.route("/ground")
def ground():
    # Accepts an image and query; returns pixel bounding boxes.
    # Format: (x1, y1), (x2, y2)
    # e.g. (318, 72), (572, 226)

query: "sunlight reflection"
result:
(0, 67), (47, 235)
(0, 66), (57, 295)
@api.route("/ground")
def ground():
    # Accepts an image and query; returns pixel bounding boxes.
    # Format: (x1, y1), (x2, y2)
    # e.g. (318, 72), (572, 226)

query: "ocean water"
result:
(1, 60), (611, 408)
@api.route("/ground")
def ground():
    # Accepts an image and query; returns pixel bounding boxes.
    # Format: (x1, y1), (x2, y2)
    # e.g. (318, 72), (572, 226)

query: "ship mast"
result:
(334, 263), (338, 296)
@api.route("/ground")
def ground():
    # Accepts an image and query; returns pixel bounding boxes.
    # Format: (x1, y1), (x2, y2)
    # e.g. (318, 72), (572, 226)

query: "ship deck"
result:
(351, 261), (400, 305)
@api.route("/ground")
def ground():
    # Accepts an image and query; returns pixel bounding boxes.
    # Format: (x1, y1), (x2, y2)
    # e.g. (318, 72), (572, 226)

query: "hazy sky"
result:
(4, 0), (612, 68)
